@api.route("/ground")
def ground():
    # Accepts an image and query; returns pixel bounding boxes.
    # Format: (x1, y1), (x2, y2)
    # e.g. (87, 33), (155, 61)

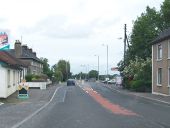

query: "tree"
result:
(40, 57), (53, 79)
(54, 60), (70, 81)
(129, 6), (161, 60)
(117, 6), (162, 91)
(88, 70), (98, 79)
(54, 70), (63, 82)
(160, 0), (170, 29)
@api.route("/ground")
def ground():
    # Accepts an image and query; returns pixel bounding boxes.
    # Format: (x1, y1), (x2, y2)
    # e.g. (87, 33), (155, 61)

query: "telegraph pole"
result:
(124, 24), (130, 63)
(124, 24), (127, 61)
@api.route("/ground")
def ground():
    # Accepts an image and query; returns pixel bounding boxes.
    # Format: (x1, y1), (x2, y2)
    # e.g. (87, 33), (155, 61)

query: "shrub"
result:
(25, 74), (48, 82)
(130, 80), (151, 92)
(25, 74), (34, 82)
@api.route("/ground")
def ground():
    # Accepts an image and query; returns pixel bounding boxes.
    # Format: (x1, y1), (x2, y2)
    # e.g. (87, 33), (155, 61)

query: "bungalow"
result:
(0, 51), (27, 98)
(152, 27), (170, 96)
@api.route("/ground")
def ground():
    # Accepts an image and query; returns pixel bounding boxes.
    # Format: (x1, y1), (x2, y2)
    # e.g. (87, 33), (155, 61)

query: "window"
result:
(13, 71), (15, 86)
(168, 68), (170, 86)
(157, 44), (162, 60)
(168, 40), (170, 58)
(157, 68), (162, 85)
(7, 70), (11, 88)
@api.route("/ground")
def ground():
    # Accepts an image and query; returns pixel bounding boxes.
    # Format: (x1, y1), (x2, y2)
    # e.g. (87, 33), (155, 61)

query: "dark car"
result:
(67, 79), (76, 86)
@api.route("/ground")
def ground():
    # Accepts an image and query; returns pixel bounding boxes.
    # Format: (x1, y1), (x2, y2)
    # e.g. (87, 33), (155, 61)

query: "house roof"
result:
(0, 51), (28, 69)
(152, 27), (170, 45)
(7, 49), (42, 63)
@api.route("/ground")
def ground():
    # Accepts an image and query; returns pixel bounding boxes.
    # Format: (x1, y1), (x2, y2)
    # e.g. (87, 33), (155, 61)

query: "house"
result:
(0, 51), (27, 98)
(152, 28), (170, 96)
(7, 40), (43, 75)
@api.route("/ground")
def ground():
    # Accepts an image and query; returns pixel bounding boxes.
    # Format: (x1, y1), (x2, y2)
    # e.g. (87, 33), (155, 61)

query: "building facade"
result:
(0, 51), (27, 98)
(152, 28), (170, 96)
(8, 40), (43, 75)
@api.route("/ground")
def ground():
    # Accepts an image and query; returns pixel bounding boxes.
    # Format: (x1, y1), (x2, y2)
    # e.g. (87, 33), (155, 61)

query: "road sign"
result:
(18, 80), (29, 99)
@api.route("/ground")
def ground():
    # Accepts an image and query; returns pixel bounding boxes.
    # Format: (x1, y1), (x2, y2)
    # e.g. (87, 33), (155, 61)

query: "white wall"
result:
(27, 81), (52, 90)
(0, 64), (20, 98)
(0, 65), (7, 98)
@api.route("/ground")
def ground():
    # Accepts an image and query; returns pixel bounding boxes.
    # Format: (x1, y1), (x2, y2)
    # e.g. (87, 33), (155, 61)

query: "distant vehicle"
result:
(67, 79), (76, 86)
(102, 80), (109, 84)
(108, 79), (116, 84)
(115, 76), (122, 86)
(101, 78), (110, 84)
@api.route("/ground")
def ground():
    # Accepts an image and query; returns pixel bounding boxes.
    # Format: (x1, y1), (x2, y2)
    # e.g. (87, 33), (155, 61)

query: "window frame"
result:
(157, 68), (162, 86)
(168, 40), (170, 59)
(7, 69), (11, 88)
(157, 44), (162, 60)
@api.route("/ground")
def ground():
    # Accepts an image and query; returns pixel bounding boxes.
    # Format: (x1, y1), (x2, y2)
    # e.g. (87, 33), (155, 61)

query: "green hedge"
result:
(130, 80), (151, 92)
(25, 74), (48, 82)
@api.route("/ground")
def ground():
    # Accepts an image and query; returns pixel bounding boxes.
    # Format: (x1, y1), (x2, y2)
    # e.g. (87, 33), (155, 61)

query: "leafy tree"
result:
(160, 0), (170, 29)
(54, 70), (63, 82)
(88, 70), (98, 79)
(54, 60), (70, 81)
(123, 57), (151, 81)
(117, 6), (162, 91)
(40, 57), (53, 79)
(129, 6), (161, 60)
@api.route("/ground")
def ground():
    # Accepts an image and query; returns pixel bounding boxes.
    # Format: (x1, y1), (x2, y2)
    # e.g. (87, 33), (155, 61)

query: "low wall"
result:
(26, 81), (52, 89)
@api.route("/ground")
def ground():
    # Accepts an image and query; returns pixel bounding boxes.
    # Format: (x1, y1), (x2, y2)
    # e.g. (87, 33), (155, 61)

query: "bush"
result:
(130, 80), (151, 92)
(25, 74), (34, 82)
(25, 74), (48, 82)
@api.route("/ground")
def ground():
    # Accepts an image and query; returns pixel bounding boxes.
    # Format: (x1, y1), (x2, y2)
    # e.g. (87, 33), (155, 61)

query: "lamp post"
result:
(102, 44), (109, 81)
(94, 55), (100, 81)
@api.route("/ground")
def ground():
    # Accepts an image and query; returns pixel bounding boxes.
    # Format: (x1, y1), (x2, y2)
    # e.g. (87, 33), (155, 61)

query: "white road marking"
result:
(85, 91), (89, 94)
(12, 86), (63, 128)
(62, 90), (67, 102)
(0, 102), (4, 106)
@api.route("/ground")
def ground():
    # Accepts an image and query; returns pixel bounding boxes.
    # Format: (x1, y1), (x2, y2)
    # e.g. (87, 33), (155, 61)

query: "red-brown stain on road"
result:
(83, 87), (137, 116)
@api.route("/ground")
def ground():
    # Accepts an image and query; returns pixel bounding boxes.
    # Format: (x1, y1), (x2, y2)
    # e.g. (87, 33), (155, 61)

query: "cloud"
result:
(0, 18), (6, 22)
(18, 15), (119, 39)
(19, 15), (94, 39)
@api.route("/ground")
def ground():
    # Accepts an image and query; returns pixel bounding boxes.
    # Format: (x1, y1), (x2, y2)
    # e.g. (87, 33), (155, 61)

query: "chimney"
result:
(33, 52), (36, 57)
(28, 48), (33, 53)
(22, 45), (28, 50)
(14, 40), (22, 58)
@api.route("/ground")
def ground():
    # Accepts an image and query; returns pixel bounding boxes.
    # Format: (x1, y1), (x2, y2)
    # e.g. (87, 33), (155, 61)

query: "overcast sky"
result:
(0, 0), (164, 75)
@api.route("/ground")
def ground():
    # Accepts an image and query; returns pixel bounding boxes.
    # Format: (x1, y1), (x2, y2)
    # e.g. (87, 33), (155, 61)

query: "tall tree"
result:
(54, 70), (63, 82)
(88, 70), (98, 79)
(40, 57), (53, 78)
(129, 6), (161, 60)
(160, 0), (170, 29)
(56, 60), (70, 81)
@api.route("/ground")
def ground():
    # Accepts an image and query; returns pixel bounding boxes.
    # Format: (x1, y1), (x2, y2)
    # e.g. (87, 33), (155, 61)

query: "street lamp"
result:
(94, 55), (100, 81)
(102, 44), (109, 81)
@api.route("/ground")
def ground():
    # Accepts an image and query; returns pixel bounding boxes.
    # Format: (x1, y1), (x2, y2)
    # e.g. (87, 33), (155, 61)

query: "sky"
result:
(0, 0), (164, 75)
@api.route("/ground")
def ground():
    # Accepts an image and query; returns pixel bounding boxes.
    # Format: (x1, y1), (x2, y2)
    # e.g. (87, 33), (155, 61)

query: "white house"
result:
(0, 51), (27, 98)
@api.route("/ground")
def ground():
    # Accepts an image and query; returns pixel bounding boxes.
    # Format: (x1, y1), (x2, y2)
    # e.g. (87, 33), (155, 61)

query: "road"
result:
(16, 82), (170, 128)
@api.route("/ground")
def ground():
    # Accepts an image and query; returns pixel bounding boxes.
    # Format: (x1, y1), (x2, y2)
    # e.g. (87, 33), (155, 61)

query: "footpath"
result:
(102, 83), (170, 105)
(0, 84), (62, 128)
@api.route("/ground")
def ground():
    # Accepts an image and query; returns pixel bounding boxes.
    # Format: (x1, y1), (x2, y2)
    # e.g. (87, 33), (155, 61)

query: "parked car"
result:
(67, 79), (76, 86)
(108, 79), (116, 84)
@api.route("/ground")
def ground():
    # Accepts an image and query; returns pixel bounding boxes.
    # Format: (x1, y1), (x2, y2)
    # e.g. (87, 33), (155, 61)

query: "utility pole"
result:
(124, 24), (129, 63)
(98, 55), (100, 81)
(95, 55), (100, 81)
(124, 24), (127, 62)
(107, 45), (108, 80)
(66, 61), (68, 80)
